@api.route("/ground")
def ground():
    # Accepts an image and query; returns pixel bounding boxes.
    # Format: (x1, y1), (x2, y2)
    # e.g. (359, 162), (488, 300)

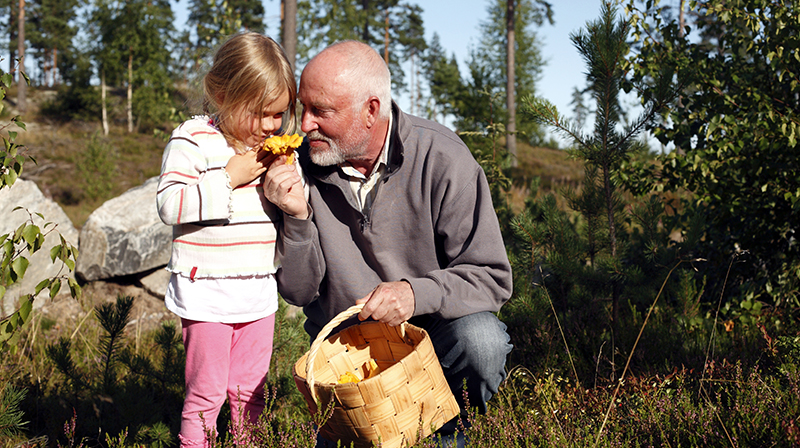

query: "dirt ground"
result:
(36, 278), (177, 337)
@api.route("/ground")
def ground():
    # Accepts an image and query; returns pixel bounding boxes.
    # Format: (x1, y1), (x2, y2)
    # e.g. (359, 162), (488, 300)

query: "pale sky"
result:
(179, 0), (613, 144)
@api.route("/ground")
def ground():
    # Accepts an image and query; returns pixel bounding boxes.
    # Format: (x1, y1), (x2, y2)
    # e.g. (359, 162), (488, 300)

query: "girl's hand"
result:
(225, 150), (268, 188)
(263, 155), (308, 219)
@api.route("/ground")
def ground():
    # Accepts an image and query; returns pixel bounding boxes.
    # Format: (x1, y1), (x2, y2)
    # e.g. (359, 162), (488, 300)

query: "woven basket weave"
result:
(293, 304), (460, 448)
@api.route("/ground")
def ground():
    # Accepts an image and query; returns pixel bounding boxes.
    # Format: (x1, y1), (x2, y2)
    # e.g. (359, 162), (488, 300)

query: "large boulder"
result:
(76, 177), (172, 282)
(0, 179), (80, 316)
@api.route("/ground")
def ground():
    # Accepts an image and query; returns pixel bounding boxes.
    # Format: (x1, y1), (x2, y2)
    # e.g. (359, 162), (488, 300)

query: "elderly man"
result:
(264, 40), (513, 447)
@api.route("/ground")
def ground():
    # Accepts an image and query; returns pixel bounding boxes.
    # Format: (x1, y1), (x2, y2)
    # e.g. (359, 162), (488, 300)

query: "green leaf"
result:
(18, 298), (32, 322)
(13, 223), (26, 241)
(50, 244), (61, 263)
(35, 279), (50, 295)
(2, 239), (12, 259)
(49, 280), (62, 299)
(3, 166), (18, 186)
(68, 278), (81, 299)
(22, 224), (40, 247)
(0, 284), (5, 299)
(34, 234), (45, 252)
(0, 325), (14, 344)
(10, 257), (28, 280)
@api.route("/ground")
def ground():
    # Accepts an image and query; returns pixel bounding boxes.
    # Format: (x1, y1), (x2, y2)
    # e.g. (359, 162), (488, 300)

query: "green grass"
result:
(2, 291), (798, 447)
(4, 87), (799, 448)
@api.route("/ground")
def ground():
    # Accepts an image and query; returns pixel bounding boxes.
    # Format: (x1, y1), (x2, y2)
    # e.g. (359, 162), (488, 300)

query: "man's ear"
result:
(364, 97), (381, 128)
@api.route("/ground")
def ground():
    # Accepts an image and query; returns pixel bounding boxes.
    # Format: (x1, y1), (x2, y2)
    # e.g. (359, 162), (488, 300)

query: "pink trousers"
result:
(178, 314), (275, 447)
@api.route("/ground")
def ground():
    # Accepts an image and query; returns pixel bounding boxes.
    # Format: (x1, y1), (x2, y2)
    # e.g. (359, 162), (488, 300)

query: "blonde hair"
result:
(203, 32), (297, 152)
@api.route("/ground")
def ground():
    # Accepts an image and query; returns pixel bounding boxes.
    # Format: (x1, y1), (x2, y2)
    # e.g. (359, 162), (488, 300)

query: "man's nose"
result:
(300, 109), (315, 133)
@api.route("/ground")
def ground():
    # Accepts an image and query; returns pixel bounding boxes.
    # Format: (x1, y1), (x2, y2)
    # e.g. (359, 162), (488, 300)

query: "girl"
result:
(156, 32), (298, 447)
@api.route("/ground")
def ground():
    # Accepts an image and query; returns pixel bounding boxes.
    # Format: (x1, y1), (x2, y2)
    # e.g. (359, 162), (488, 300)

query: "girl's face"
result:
(230, 91), (292, 148)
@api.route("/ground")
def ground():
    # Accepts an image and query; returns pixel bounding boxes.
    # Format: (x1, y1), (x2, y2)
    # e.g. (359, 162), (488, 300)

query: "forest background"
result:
(0, 0), (799, 447)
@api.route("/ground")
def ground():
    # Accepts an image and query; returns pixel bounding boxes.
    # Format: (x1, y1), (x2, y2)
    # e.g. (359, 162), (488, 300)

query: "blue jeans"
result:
(315, 312), (512, 447)
(411, 312), (512, 416)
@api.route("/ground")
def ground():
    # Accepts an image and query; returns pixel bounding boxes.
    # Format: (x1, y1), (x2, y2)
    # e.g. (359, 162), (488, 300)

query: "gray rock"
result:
(138, 267), (171, 298)
(0, 179), (79, 316)
(76, 177), (172, 282)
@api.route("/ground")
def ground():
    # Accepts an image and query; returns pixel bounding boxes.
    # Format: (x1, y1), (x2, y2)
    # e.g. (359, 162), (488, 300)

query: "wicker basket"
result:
(293, 304), (460, 448)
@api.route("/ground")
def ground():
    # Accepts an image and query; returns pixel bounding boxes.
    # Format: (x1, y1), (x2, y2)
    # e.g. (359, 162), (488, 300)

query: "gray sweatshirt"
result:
(276, 103), (512, 338)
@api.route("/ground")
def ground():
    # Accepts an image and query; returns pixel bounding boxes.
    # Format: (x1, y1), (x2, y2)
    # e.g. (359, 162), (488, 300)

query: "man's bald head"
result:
(303, 40), (392, 119)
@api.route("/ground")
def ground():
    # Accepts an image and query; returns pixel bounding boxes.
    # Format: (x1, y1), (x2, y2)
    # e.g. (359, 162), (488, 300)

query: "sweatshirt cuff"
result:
(406, 276), (443, 317)
(206, 170), (234, 220)
(281, 206), (315, 242)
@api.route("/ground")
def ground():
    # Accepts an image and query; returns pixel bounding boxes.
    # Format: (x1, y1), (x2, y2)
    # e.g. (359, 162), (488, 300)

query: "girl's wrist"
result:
(223, 168), (236, 189)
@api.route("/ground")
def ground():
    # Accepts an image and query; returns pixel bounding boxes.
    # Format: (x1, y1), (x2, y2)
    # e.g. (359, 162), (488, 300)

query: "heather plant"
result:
(3, 291), (317, 447)
(3, 286), (799, 447)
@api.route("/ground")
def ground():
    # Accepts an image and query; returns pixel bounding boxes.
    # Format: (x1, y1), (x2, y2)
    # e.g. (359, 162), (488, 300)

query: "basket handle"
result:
(305, 303), (407, 404)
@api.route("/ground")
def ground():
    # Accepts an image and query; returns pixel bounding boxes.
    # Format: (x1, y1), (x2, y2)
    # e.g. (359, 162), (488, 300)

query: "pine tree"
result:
(188, 0), (265, 65)
(456, 0), (552, 146)
(87, 0), (176, 133)
(281, 0), (298, 72)
(421, 32), (463, 123)
(395, 3), (425, 109)
(16, 0), (25, 112)
(297, 0), (426, 92)
(3, 0), (19, 75)
(26, 0), (80, 86)
(569, 86), (590, 131)
(0, 385), (27, 438)
(517, 2), (678, 379)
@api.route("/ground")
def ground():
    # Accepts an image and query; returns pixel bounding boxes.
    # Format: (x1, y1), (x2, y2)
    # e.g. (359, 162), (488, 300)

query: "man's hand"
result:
(356, 281), (415, 326)
(262, 154), (308, 219)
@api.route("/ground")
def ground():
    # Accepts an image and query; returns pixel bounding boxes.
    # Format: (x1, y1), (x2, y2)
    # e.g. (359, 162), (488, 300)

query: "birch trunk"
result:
(101, 70), (109, 136)
(127, 49), (133, 133)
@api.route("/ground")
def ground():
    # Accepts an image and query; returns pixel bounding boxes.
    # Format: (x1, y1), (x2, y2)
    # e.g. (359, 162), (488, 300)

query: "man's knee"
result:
(432, 312), (511, 414)
(441, 312), (512, 378)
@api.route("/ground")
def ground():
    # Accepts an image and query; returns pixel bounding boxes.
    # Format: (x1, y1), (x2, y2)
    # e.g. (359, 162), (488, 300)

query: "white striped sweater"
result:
(156, 116), (280, 278)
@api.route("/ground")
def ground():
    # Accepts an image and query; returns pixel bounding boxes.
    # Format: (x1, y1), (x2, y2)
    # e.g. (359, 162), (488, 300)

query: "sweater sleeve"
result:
(407, 165), (513, 320)
(156, 127), (233, 226)
(275, 209), (326, 307)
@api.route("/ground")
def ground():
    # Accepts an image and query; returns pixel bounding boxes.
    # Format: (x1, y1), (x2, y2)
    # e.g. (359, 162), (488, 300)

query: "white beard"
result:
(306, 129), (370, 167)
